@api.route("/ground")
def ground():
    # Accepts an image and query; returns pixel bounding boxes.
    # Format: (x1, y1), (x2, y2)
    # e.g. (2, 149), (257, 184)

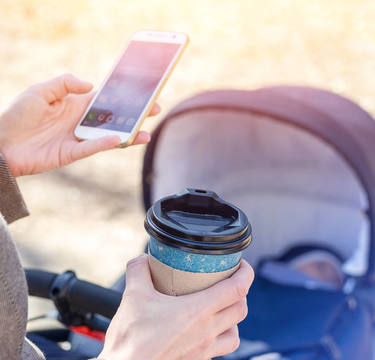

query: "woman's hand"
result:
(99, 255), (254, 360)
(0, 74), (160, 177)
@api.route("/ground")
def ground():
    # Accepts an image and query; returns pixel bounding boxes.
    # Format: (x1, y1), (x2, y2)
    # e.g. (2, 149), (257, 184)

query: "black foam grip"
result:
(67, 279), (122, 319)
(25, 269), (57, 299)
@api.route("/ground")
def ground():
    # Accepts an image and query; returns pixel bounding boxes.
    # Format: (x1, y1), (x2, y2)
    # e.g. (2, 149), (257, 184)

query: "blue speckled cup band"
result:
(149, 237), (242, 273)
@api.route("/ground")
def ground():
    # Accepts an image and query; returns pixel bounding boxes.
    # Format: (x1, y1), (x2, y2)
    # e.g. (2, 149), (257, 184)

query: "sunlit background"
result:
(2, 0), (375, 316)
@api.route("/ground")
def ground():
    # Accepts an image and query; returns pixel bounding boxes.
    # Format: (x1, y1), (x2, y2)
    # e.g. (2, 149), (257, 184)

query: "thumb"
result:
(125, 254), (154, 291)
(71, 135), (121, 162)
(33, 73), (93, 103)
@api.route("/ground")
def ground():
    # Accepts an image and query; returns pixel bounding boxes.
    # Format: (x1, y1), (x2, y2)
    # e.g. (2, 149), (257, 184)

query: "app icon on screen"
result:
(98, 113), (106, 123)
(126, 118), (136, 126)
(116, 116), (126, 124)
(105, 114), (114, 123)
(87, 112), (95, 121)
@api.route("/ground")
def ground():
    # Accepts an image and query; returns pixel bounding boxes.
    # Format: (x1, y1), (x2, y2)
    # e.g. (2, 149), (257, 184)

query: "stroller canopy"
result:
(142, 86), (375, 282)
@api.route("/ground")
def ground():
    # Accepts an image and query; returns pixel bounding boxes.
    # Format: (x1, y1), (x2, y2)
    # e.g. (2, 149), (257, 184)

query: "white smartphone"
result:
(74, 30), (189, 147)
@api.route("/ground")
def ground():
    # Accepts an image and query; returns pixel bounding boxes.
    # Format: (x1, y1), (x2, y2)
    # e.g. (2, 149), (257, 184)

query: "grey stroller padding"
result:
(142, 86), (375, 359)
(150, 111), (367, 272)
(144, 87), (371, 277)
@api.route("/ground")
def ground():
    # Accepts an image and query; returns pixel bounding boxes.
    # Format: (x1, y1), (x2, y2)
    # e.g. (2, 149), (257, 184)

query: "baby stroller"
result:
(26, 86), (375, 360)
(141, 86), (375, 360)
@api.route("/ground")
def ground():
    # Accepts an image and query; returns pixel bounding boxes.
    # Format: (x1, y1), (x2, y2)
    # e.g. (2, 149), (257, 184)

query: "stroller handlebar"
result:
(68, 278), (122, 319)
(25, 269), (122, 321)
(26, 269), (57, 299)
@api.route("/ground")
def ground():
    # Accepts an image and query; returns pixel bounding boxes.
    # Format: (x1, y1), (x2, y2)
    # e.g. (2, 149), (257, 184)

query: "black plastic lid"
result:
(144, 188), (252, 255)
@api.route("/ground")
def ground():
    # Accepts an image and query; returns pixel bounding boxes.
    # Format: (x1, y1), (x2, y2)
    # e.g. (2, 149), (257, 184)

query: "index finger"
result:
(32, 74), (93, 103)
(187, 260), (254, 314)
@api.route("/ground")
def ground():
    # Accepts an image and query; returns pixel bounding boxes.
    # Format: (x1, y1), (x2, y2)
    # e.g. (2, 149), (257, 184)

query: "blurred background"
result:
(1, 0), (375, 316)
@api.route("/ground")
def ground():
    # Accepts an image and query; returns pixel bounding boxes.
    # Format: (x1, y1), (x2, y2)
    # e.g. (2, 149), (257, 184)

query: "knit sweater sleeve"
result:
(0, 153), (45, 359)
(0, 153), (28, 224)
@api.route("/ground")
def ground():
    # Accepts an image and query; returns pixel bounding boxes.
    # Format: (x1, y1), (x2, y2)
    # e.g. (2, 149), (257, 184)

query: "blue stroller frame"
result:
(141, 86), (375, 360)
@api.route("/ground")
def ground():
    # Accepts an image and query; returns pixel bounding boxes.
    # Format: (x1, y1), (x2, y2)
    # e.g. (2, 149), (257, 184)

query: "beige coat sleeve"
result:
(0, 154), (45, 360)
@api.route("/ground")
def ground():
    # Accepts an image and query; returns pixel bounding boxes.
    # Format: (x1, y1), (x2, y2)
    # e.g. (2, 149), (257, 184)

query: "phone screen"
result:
(80, 40), (181, 132)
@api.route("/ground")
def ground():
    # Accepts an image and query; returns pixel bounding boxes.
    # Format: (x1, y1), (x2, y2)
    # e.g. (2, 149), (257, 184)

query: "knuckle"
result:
(59, 75), (68, 88)
(229, 333), (240, 353)
(126, 256), (146, 271)
(234, 279), (248, 299)
(186, 294), (211, 319)
(58, 73), (74, 89)
(61, 72), (74, 80)
(199, 335), (215, 352)
(193, 313), (212, 334)
(238, 300), (248, 322)
(185, 302), (203, 323)
(198, 305), (213, 320)
(123, 284), (151, 302)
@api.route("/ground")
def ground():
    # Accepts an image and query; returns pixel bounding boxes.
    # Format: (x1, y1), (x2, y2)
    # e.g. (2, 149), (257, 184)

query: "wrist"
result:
(99, 347), (136, 360)
(0, 148), (19, 178)
(0, 114), (13, 176)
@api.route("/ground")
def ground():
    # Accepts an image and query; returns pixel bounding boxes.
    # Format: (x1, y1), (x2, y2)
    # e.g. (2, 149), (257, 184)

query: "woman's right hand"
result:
(99, 254), (254, 360)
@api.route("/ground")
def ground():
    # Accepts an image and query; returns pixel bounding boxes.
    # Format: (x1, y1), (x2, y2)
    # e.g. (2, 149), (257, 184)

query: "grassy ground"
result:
(1, 0), (375, 317)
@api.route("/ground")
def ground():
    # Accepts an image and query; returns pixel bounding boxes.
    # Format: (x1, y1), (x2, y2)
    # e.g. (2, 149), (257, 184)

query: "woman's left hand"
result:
(0, 74), (160, 177)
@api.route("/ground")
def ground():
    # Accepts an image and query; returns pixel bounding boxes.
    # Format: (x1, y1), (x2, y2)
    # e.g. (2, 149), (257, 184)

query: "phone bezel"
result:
(74, 30), (189, 146)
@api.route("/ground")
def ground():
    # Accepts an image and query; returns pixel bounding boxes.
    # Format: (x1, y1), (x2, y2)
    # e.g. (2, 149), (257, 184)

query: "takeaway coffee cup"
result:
(144, 188), (252, 295)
